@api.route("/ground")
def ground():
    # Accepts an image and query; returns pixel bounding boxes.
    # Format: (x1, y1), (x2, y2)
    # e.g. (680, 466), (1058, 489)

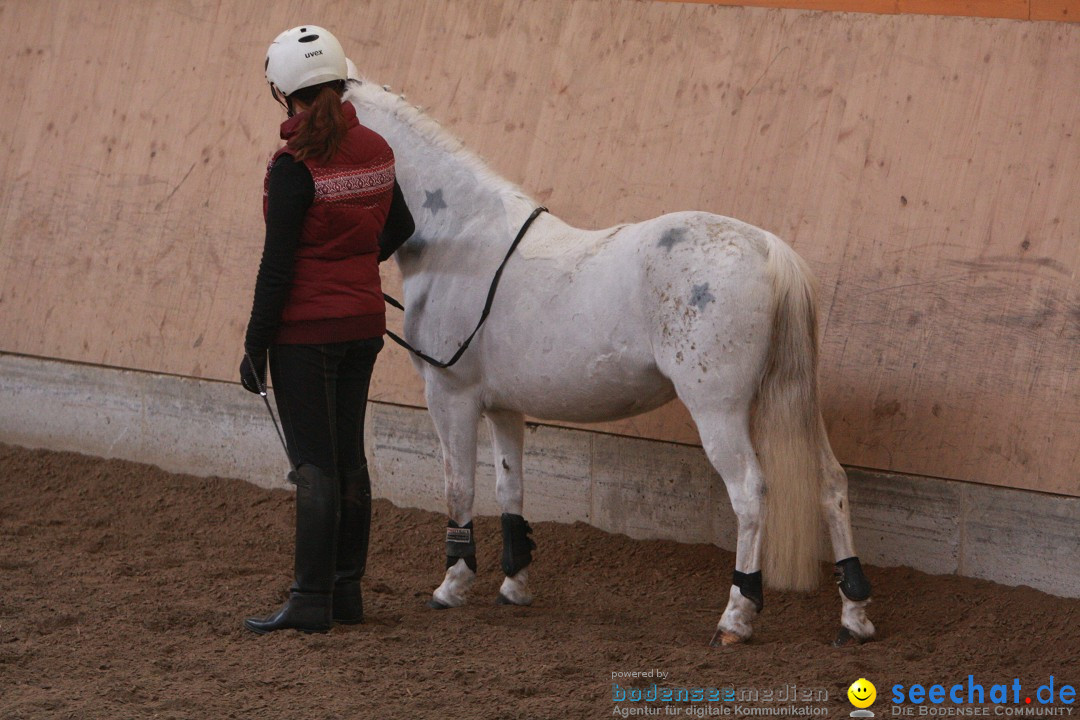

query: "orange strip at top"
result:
(1030, 0), (1077, 18)
(663, 0), (1080, 20)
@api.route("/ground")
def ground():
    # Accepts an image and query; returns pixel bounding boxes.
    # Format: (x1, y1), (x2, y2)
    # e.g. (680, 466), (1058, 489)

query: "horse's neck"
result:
(346, 84), (533, 249)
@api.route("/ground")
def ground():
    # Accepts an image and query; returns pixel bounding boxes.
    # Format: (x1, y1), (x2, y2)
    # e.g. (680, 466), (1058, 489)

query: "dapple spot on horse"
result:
(346, 77), (875, 646)
(422, 188), (447, 215)
(659, 226), (689, 251)
(689, 283), (716, 311)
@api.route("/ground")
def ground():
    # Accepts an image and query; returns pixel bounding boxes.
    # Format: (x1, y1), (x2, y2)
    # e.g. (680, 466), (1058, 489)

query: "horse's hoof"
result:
(426, 598), (452, 610)
(709, 629), (747, 647)
(496, 593), (513, 605)
(832, 627), (866, 647)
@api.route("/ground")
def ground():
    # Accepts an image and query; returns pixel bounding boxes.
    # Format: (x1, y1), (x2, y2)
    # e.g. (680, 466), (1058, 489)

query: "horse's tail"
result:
(750, 237), (828, 591)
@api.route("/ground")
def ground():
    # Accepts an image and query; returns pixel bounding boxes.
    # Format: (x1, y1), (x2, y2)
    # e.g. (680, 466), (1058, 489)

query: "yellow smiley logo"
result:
(848, 678), (877, 708)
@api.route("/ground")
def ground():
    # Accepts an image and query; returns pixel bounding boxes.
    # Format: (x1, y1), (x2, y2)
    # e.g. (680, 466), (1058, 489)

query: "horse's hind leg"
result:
(485, 409), (535, 606)
(689, 405), (766, 646)
(820, 451), (875, 645)
(426, 388), (481, 609)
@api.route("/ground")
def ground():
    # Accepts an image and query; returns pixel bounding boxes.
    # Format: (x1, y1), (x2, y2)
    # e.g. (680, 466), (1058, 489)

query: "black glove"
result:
(240, 349), (267, 394)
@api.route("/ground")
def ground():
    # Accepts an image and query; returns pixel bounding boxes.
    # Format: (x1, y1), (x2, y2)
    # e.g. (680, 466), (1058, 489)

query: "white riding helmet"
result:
(265, 25), (347, 98)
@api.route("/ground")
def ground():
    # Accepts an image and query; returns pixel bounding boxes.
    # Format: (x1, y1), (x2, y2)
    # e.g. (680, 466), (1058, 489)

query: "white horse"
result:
(346, 78), (875, 645)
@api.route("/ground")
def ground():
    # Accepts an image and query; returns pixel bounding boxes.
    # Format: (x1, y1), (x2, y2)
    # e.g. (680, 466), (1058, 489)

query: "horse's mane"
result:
(345, 79), (532, 205)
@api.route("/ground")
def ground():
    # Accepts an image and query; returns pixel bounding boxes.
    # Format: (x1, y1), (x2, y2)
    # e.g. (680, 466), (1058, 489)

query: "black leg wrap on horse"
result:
(500, 513), (536, 577)
(733, 570), (764, 613)
(445, 519), (477, 573)
(835, 556), (871, 601)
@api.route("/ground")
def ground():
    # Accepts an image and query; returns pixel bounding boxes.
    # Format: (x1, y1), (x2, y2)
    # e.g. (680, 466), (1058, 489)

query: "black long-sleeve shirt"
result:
(244, 153), (415, 353)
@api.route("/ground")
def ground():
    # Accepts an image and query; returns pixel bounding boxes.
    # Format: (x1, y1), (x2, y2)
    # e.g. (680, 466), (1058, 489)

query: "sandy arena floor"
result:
(1, 443), (1077, 719)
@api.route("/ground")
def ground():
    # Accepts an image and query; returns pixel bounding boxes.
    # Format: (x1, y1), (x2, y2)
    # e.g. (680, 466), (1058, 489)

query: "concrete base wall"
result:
(3, 352), (1077, 598)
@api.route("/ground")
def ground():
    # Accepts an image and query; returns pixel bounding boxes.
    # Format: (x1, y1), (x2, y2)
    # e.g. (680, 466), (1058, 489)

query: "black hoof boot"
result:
(332, 581), (364, 625)
(244, 591), (332, 635)
(500, 513), (535, 577)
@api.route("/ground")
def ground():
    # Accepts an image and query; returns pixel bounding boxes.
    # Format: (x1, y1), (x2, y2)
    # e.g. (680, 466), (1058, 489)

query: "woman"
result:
(240, 25), (414, 634)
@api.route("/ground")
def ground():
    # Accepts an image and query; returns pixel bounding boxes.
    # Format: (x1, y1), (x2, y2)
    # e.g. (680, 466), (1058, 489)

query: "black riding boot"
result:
(245, 465), (338, 634)
(332, 466), (371, 624)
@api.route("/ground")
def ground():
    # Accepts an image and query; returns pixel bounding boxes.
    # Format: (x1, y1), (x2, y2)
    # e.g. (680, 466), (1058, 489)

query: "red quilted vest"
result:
(265, 102), (394, 344)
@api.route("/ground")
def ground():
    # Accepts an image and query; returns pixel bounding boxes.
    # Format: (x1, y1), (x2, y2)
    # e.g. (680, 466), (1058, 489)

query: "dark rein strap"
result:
(383, 206), (548, 369)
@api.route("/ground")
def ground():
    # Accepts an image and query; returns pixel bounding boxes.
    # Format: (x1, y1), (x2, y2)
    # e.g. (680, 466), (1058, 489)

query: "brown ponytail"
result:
(287, 80), (348, 164)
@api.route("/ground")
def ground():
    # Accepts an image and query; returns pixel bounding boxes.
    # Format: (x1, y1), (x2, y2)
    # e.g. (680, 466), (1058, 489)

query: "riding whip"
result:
(244, 353), (300, 486)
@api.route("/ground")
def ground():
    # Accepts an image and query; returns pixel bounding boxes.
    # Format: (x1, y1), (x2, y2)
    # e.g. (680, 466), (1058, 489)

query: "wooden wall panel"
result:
(0, 1), (1076, 496)
(696, 0), (900, 13)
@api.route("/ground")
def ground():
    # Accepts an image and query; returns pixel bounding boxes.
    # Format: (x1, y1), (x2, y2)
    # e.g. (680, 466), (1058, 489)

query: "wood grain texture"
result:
(0, 1), (1076, 495)
(686, 0), (900, 14)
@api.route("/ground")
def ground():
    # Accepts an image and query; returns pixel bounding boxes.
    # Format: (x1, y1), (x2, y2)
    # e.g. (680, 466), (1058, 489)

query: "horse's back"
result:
(473, 210), (779, 421)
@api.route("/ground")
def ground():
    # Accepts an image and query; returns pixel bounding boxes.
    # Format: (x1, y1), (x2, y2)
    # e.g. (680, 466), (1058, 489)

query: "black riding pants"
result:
(269, 337), (383, 588)
(269, 338), (383, 478)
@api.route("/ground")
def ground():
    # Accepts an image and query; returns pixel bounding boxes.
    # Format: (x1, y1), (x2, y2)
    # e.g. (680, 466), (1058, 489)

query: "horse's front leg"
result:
(485, 409), (535, 606)
(426, 388), (481, 609)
